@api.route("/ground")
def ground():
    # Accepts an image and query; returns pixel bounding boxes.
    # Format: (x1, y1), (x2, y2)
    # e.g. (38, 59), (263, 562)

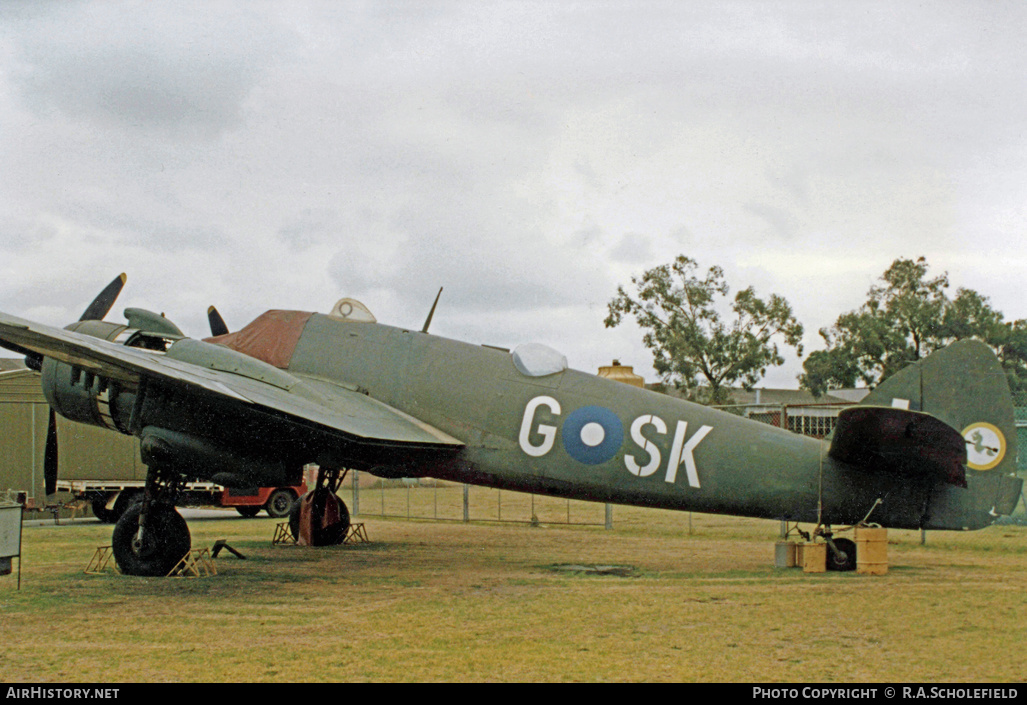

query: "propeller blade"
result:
(44, 407), (58, 496)
(79, 273), (127, 321)
(207, 306), (229, 337)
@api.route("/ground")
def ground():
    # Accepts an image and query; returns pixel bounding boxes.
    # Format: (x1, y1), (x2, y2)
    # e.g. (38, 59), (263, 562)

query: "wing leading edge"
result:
(0, 310), (464, 452)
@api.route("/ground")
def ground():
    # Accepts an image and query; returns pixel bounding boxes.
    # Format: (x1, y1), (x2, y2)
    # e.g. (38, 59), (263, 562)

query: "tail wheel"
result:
(289, 488), (350, 546)
(112, 503), (191, 576)
(826, 537), (858, 572)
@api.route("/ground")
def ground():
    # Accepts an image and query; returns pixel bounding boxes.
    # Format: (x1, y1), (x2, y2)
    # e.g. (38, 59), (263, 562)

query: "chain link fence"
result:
(712, 402), (853, 439)
(1012, 392), (1027, 478)
(343, 474), (610, 527)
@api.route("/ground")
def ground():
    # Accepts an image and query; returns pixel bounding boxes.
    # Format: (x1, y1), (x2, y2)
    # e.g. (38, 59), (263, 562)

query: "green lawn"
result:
(1, 496), (1025, 682)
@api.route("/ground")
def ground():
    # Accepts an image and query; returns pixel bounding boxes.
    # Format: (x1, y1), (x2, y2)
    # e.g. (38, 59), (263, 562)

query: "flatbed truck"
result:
(57, 479), (306, 523)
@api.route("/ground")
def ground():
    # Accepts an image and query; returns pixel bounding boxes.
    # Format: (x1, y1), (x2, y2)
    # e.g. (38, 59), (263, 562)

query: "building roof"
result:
(724, 387), (868, 406)
(0, 357), (26, 373)
(649, 384), (868, 407)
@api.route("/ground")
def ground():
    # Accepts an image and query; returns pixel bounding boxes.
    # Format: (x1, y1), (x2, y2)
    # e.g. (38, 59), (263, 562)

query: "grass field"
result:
(1, 490), (1025, 683)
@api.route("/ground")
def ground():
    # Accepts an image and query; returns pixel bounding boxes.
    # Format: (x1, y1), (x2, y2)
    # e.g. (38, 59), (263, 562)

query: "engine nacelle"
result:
(39, 314), (307, 487)
(40, 320), (138, 434)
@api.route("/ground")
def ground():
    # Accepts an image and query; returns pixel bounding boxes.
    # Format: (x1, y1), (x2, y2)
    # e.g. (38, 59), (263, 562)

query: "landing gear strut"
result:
(111, 469), (191, 576)
(289, 467), (351, 546)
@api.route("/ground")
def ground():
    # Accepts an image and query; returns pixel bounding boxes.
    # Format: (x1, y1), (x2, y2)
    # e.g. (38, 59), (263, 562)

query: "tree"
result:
(800, 256), (1017, 396)
(605, 255), (804, 404)
(998, 320), (1027, 394)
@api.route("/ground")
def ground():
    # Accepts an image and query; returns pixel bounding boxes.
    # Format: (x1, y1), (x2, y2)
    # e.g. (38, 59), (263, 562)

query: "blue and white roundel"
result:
(562, 406), (624, 465)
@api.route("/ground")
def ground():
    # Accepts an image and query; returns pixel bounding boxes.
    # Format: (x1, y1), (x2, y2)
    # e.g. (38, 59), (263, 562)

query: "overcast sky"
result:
(2, 1), (1025, 388)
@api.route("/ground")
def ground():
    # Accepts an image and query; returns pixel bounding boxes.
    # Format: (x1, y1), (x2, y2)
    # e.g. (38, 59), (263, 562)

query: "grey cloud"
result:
(573, 223), (604, 248)
(53, 200), (231, 253)
(3, 2), (1026, 388)
(609, 233), (654, 264)
(4, 3), (297, 138)
(277, 208), (340, 250)
(742, 202), (801, 242)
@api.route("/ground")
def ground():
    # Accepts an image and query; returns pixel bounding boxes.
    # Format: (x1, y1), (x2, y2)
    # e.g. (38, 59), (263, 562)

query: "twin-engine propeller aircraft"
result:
(0, 275), (1022, 575)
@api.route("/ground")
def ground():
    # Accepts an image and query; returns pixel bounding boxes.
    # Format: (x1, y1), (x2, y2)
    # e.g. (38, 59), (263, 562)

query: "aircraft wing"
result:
(0, 311), (463, 451)
(828, 406), (967, 487)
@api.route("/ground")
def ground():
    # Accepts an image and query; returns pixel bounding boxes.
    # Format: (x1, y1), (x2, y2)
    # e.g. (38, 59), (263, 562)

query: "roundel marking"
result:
(562, 406), (624, 465)
(962, 422), (1006, 471)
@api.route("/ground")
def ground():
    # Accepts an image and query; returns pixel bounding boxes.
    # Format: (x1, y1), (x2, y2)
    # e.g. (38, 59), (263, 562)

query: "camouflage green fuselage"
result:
(286, 315), (936, 529)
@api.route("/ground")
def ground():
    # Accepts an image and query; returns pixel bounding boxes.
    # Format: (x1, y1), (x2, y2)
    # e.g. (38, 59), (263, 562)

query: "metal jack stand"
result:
(85, 546), (119, 575)
(345, 523), (369, 544)
(272, 522), (296, 545)
(167, 548), (216, 578)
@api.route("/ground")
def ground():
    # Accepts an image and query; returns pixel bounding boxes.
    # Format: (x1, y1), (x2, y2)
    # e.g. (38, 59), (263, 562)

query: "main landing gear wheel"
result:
(826, 537), (858, 572)
(112, 503), (191, 576)
(112, 489), (142, 522)
(289, 487), (350, 546)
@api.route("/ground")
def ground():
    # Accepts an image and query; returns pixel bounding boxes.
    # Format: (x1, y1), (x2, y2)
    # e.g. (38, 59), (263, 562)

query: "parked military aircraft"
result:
(0, 275), (1022, 575)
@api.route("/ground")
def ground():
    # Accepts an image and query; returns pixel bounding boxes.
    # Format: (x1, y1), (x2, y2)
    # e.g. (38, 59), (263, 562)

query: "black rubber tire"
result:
(235, 506), (261, 518)
(264, 488), (296, 518)
(289, 489), (350, 546)
(112, 503), (192, 577)
(288, 496), (302, 540)
(111, 489), (142, 521)
(91, 495), (118, 524)
(826, 538), (858, 572)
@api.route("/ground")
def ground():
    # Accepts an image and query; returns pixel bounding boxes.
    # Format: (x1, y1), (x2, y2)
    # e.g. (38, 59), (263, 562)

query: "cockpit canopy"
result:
(511, 343), (567, 377)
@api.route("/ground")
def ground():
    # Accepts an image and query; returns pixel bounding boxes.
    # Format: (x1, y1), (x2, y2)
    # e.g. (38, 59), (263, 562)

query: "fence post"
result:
(352, 469), (360, 516)
(463, 484), (469, 522)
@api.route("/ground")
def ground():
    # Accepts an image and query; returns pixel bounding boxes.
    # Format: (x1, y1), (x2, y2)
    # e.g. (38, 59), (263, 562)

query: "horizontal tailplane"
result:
(829, 406), (967, 487)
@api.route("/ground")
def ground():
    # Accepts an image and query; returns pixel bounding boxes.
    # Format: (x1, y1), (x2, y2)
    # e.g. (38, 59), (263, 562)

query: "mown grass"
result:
(1, 493), (1025, 682)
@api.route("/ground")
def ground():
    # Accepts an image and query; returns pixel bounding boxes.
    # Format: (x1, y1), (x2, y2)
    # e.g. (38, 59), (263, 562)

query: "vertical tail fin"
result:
(860, 340), (1023, 529)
